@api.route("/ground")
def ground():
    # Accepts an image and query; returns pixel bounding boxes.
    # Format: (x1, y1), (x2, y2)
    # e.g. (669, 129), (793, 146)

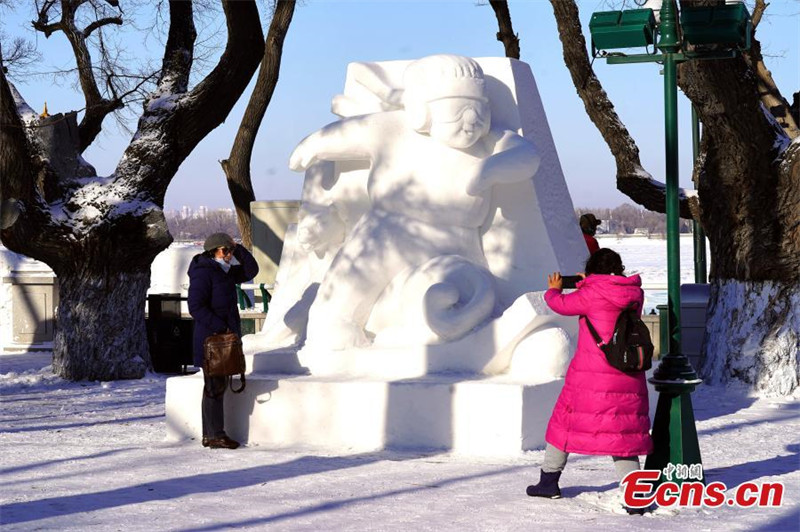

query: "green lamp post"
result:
(691, 106), (708, 285)
(643, 0), (703, 485)
(588, 0), (751, 487)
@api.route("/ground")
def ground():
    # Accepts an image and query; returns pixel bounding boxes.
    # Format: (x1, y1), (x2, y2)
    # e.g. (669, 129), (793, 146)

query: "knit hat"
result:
(203, 232), (235, 252)
(579, 213), (602, 234)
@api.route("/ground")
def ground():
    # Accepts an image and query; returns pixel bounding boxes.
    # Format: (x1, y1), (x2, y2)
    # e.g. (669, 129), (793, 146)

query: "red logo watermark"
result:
(622, 466), (785, 509)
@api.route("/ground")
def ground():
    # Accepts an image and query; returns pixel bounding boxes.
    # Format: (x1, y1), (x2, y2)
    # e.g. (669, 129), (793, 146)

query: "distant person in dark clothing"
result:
(579, 213), (602, 255)
(188, 232), (259, 449)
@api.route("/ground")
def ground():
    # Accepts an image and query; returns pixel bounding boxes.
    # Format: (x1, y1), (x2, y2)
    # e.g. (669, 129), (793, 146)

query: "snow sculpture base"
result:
(165, 371), (564, 456)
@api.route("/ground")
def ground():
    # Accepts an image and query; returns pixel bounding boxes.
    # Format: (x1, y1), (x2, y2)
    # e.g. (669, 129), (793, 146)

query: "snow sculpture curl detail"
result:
(401, 255), (496, 342)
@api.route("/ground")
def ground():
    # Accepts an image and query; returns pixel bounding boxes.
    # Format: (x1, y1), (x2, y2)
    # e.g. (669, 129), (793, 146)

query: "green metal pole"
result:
(691, 106), (708, 284)
(664, 49), (681, 357)
(644, 0), (703, 488)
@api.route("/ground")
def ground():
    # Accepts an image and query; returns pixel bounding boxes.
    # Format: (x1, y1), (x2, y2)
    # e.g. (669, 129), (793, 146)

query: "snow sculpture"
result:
(248, 54), (587, 380)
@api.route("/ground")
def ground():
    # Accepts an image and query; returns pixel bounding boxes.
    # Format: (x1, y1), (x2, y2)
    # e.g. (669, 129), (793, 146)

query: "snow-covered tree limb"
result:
(0, 71), (36, 204)
(117, 0), (264, 204)
(742, 0), (799, 139)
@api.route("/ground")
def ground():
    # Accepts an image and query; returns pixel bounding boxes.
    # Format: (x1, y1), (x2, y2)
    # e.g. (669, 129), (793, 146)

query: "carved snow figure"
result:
(290, 55), (538, 349)
(249, 54), (587, 380)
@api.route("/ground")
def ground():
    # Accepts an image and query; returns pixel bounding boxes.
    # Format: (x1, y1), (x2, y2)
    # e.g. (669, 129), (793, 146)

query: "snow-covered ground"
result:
(1, 353), (797, 531)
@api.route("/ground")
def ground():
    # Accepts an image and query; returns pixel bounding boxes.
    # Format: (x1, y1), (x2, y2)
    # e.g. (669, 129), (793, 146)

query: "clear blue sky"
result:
(3, 1), (798, 211)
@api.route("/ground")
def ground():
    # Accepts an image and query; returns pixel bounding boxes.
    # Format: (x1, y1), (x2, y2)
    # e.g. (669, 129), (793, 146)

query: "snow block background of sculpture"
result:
(251, 200), (301, 286)
(247, 56), (586, 379)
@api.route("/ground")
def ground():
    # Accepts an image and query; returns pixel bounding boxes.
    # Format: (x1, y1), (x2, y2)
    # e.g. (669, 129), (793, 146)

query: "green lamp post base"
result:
(646, 352), (704, 486)
(644, 386), (704, 485)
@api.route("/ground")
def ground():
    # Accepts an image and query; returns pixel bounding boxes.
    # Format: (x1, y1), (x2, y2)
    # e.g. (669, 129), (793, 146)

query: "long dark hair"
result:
(585, 248), (625, 276)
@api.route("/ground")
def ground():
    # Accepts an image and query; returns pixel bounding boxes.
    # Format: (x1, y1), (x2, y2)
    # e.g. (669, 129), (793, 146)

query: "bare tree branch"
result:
(31, 21), (62, 37)
(549, 0), (696, 219)
(179, 0), (265, 147)
(84, 15), (123, 37)
(742, 0), (799, 138)
(221, 0), (296, 249)
(31, 0), (126, 151)
(157, 0), (195, 96)
(488, 0), (520, 59)
(750, 0), (766, 28)
(31, 0), (62, 36)
(0, 35), (41, 76)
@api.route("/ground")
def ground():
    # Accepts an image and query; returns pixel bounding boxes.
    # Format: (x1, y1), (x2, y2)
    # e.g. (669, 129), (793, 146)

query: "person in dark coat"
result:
(188, 232), (259, 449)
(579, 213), (602, 255)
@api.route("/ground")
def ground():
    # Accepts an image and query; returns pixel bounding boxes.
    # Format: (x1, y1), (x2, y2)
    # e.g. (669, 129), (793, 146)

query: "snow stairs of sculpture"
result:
(165, 358), (566, 457)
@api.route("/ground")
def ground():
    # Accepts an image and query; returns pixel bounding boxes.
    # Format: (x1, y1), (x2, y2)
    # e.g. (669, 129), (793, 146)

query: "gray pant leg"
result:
(202, 375), (227, 438)
(542, 443), (570, 473)
(612, 455), (640, 481)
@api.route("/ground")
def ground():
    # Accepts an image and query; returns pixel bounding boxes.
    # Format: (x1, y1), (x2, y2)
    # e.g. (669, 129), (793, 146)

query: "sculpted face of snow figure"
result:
(289, 55), (541, 349)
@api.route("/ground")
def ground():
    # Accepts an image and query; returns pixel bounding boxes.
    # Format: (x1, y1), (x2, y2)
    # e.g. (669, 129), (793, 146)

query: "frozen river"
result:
(597, 234), (710, 313)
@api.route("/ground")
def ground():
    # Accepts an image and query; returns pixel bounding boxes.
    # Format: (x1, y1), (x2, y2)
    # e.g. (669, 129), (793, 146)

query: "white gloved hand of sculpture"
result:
(288, 138), (318, 172)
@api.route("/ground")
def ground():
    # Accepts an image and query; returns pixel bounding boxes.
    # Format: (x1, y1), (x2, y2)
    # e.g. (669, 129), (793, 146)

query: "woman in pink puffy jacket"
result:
(526, 248), (652, 500)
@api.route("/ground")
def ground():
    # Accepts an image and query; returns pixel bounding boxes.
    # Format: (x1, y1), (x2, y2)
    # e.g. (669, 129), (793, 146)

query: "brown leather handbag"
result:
(203, 332), (246, 393)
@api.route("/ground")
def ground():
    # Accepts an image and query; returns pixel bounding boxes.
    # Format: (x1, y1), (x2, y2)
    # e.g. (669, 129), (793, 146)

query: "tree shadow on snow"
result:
(559, 481), (618, 498)
(703, 443), (799, 488)
(0, 448), (134, 478)
(0, 414), (163, 434)
(0, 451), (453, 526)
(690, 383), (758, 422)
(170, 463), (529, 531)
(751, 506), (800, 532)
(696, 402), (799, 438)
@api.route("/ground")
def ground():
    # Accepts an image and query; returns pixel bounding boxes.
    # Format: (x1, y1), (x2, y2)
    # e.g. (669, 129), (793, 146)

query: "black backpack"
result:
(584, 304), (653, 373)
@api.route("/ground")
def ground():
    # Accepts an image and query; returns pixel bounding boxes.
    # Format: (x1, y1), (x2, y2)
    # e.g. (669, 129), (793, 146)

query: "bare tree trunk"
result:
(221, 0), (296, 250)
(488, 1), (520, 59)
(704, 279), (799, 395)
(54, 270), (152, 380)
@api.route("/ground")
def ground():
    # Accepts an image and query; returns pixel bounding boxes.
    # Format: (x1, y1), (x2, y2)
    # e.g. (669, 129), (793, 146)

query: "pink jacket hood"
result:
(576, 273), (644, 312)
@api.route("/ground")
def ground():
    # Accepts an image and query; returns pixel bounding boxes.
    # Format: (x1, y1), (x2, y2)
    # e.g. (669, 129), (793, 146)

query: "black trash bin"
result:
(146, 294), (195, 374)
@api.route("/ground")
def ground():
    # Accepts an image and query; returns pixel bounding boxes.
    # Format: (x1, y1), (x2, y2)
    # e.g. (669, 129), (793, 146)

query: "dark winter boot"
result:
(624, 505), (647, 515)
(526, 470), (562, 499)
